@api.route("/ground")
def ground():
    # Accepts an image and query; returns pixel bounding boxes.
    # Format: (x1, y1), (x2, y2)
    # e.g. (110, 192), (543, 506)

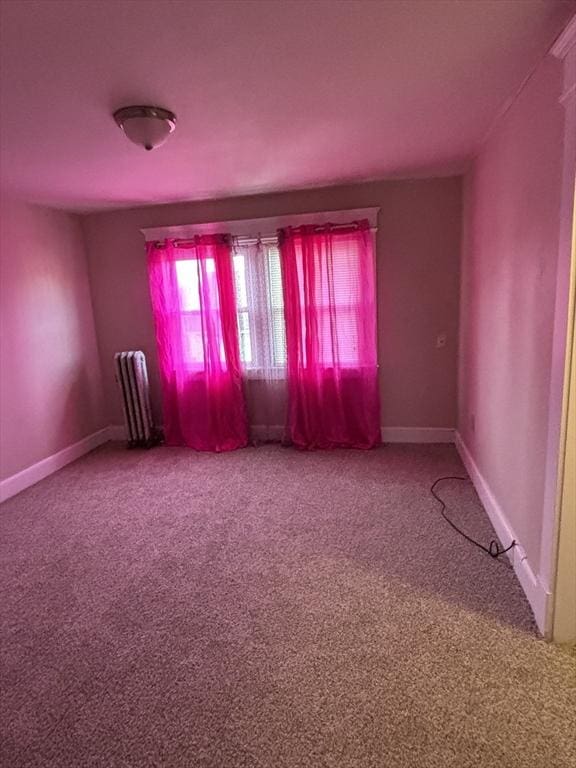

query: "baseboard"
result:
(108, 424), (456, 445)
(108, 424), (455, 446)
(0, 427), (112, 504)
(454, 432), (549, 633)
(250, 425), (456, 444)
(381, 427), (455, 443)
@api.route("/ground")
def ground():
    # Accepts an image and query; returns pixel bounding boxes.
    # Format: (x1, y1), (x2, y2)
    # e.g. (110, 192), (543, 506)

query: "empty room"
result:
(1, 0), (575, 766)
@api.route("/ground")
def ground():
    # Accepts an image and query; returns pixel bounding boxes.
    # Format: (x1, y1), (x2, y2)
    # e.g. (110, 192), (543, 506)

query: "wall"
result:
(0, 198), (105, 480)
(459, 55), (566, 571)
(82, 177), (462, 431)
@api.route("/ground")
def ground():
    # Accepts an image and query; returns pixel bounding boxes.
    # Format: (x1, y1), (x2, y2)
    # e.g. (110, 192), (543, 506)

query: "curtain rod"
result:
(141, 207), (380, 243)
(153, 223), (377, 248)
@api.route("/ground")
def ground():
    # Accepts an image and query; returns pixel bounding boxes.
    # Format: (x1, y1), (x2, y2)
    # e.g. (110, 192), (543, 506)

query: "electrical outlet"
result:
(436, 333), (447, 348)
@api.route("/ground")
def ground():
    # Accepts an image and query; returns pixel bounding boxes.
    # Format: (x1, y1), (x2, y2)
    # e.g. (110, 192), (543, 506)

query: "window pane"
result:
(232, 241), (286, 374)
(286, 230), (368, 368)
(175, 260), (200, 311)
(181, 312), (204, 363)
(237, 310), (252, 364)
(266, 245), (286, 367)
(271, 309), (287, 366)
(233, 251), (253, 365)
(233, 253), (248, 309)
(267, 245), (284, 310)
(175, 259), (226, 367)
(175, 258), (219, 312)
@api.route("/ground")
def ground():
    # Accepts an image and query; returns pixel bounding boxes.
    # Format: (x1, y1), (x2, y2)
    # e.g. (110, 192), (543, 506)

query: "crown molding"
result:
(551, 15), (576, 59)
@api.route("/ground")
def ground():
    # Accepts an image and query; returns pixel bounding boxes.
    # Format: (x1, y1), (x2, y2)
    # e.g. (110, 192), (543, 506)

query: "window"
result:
(265, 242), (287, 368)
(233, 254), (253, 364)
(290, 229), (371, 368)
(162, 209), (377, 374)
(315, 235), (365, 367)
(175, 257), (226, 366)
(232, 239), (286, 375)
(175, 242), (286, 374)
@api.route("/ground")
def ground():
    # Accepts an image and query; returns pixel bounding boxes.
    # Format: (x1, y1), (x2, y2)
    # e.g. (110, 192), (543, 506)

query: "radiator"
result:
(114, 351), (158, 448)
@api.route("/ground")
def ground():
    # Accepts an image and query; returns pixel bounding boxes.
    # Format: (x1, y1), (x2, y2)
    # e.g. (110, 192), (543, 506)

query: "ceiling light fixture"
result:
(113, 105), (176, 151)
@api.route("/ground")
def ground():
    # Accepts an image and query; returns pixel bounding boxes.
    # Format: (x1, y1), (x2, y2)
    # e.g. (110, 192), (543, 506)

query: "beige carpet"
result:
(1, 442), (574, 767)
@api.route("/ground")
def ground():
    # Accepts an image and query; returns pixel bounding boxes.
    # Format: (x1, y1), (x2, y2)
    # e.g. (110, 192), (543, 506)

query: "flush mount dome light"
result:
(113, 105), (176, 151)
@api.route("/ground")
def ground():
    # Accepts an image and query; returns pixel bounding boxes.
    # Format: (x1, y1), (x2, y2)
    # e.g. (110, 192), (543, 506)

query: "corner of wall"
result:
(454, 432), (549, 632)
(456, 164), (475, 447)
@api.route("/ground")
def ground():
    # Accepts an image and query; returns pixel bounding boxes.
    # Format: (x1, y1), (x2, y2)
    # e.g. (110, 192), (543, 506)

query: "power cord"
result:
(430, 477), (516, 559)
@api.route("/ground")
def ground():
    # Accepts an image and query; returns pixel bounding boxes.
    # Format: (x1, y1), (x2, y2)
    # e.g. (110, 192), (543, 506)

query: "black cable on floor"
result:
(430, 476), (516, 559)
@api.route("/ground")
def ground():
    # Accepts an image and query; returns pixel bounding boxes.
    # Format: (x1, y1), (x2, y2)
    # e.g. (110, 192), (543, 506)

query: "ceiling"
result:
(0, 0), (573, 212)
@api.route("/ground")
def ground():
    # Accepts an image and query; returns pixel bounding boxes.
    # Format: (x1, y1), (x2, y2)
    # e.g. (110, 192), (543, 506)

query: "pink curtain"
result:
(147, 235), (248, 451)
(279, 221), (380, 449)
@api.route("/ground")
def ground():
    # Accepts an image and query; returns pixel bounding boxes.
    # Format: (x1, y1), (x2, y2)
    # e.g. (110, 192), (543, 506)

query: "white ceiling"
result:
(0, 0), (573, 212)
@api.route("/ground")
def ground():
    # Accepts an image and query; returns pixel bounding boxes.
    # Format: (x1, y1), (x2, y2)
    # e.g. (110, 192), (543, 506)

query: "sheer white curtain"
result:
(232, 237), (287, 441)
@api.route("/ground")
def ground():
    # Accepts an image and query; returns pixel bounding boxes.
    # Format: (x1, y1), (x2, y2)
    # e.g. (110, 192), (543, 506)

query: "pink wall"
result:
(0, 198), (105, 480)
(459, 55), (566, 567)
(82, 177), (462, 430)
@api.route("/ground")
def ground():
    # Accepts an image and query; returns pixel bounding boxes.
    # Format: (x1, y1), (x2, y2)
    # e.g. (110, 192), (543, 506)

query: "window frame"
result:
(233, 236), (287, 378)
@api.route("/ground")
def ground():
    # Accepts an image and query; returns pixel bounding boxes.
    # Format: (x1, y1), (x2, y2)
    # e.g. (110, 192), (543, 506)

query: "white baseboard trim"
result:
(108, 424), (456, 445)
(0, 427), (112, 504)
(381, 427), (455, 443)
(455, 432), (549, 633)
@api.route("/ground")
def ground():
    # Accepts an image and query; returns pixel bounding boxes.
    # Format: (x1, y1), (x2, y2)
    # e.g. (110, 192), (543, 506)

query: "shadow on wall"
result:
(53, 362), (104, 452)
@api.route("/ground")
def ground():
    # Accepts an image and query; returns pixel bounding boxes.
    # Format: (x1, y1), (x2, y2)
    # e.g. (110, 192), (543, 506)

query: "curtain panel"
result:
(279, 221), (381, 449)
(147, 236), (248, 452)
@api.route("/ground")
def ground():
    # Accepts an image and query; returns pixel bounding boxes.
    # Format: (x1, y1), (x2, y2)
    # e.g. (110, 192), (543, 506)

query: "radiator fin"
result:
(114, 351), (158, 448)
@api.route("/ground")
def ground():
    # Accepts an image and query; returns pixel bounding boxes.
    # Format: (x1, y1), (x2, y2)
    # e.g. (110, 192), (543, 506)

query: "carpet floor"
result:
(0, 443), (574, 767)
